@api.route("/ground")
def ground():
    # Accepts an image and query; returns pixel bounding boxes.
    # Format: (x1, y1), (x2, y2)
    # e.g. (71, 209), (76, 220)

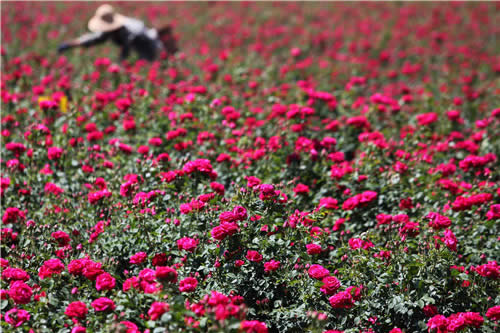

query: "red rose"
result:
(51, 231), (71, 246)
(2, 207), (26, 224)
(426, 212), (452, 230)
(416, 112), (438, 126)
(393, 161), (408, 174)
(140, 280), (161, 294)
(473, 261), (499, 279)
(423, 305), (438, 317)
(210, 182), (225, 195)
(211, 225), (227, 240)
(462, 312), (483, 327)
(359, 191), (377, 204)
(221, 222), (239, 235)
(293, 183), (310, 195)
(246, 176), (261, 188)
(65, 301), (88, 319)
(139, 268), (156, 283)
(152, 253), (168, 266)
(155, 266), (178, 283)
(376, 214), (393, 225)
(318, 197), (338, 210)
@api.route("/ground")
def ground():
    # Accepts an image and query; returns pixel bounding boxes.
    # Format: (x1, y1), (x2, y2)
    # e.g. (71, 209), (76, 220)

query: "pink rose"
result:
(427, 315), (448, 333)
(47, 146), (63, 160)
(51, 230), (71, 246)
(155, 266), (178, 283)
(179, 277), (198, 292)
(119, 321), (139, 333)
(139, 268), (156, 283)
(148, 301), (170, 320)
(246, 250), (263, 263)
(130, 252), (147, 264)
(342, 196), (360, 210)
(38, 258), (65, 279)
(5, 308), (30, 327)
(329, 291), (354, 309)
(211, 225), (227, 240)
(95, 273), (116, 291)
(318, 197), (338, 210)
(308, 264), (330, 280)
(232, 206), (248, 220)
(486, 305), (500, 321)
(1, 267), (29, 282)
(320, 276), (341, 295)
(263, 260), (280, 272)
(306, 243), (322, 255)
(219, 211), (237, 223)
(8, 280), (32, 304)
(68, 259), (89, 276)
(83, 261), (104, 281)
(177, 237), (199, 252)
(240, 320), (268, 333)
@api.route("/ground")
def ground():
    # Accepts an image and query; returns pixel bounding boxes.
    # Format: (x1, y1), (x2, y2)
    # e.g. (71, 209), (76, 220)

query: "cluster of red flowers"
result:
(427, 312), (485, 333)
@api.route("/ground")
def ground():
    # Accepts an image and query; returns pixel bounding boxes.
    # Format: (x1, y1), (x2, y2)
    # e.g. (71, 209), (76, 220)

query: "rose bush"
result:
(1, 2), (499, 333)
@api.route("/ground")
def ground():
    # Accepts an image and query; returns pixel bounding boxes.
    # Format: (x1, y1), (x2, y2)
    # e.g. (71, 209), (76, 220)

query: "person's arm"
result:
(58, 32), (109, 53)
(75, 32), (109, 48)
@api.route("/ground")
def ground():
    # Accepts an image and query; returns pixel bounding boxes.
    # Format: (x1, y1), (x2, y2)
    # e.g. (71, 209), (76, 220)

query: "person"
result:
(58, 4), (178, 62)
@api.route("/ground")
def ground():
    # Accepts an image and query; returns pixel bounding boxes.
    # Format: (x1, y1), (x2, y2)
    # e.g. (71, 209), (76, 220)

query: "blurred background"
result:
(2, 1), (498, 66)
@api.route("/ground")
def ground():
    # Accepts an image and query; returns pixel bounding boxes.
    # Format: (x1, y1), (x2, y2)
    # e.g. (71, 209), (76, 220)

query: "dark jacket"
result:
(75, 17), (164, 61)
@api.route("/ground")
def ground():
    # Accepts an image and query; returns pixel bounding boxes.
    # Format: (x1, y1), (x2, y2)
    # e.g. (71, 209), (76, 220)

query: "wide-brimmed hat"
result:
(88, 4), (126, 33)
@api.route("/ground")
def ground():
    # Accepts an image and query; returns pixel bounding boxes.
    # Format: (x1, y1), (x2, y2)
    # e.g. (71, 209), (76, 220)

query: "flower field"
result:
(1, 2), (499, 332)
